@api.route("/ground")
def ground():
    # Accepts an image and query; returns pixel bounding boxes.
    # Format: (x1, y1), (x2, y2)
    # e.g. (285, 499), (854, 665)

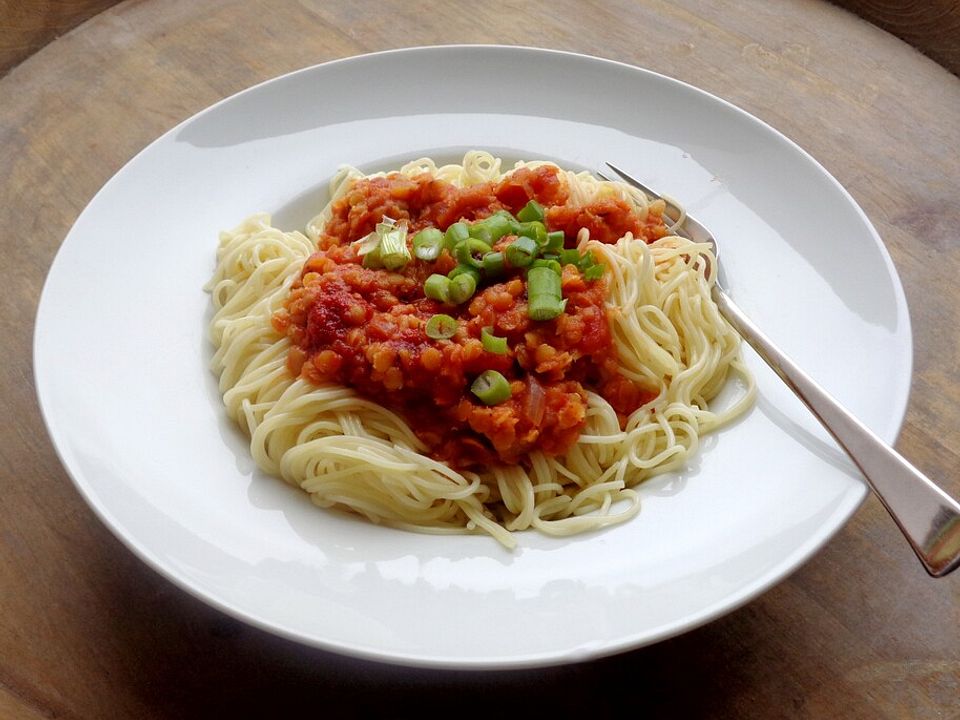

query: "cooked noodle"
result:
(206, 151), (755, 548)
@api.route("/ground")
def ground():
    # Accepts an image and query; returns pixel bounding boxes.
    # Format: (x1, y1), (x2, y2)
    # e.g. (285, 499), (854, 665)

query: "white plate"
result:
(34, 46), (911, 669)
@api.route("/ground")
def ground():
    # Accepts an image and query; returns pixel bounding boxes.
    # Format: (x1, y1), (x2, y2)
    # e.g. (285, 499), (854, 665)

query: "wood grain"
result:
(0, 0), (123, 75)
(2, 1), (959, 718)
(831, 0), (960, 76)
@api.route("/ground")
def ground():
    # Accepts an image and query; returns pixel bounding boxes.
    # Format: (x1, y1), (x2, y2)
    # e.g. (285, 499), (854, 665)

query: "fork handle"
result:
(713, 286), (960, 577)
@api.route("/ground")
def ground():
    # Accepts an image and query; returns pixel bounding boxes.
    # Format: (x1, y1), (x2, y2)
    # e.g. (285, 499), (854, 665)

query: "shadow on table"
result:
(94, 551), (803, 720)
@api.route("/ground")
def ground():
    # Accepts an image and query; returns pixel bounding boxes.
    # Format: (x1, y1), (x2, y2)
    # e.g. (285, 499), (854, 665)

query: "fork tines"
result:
(601, 162), (663, 201)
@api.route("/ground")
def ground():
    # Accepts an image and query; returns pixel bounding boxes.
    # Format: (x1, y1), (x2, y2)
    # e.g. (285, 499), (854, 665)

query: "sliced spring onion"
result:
(517, 199), (545, 224)
(531, 258), (562, 274)
(424, 273), (452, 303)
(527, 265), (564, 321)
(444, 221), (470, 250)
(354, 230), (382, 257)
(479, 211), (519, 242)
(481, 326), (508, 355)
(487, 210), (520, 240)
(455, 238), (492, 269)
(448, 271), (478, 304)
(544, 230), (565, 253)
(356, 216), (399, 264)
(505, 236), (538, 268)
(362, 245), (383, 268)
(482, 251), (505, 277)
(471, 370), (512, 405)
(379, 221), (411, 270)
(425, 313), (458, 339)
(584, 264), (605, 281)
(467, 223), (493, 245)
(413, 228), (444, 262)
(448, 265), (480, 281)
(559, 248), (581, 266)
(517, 221), (547, 246)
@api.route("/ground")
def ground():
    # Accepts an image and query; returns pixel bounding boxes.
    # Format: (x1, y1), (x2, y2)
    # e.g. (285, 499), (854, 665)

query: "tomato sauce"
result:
(274, 166), (661, 468)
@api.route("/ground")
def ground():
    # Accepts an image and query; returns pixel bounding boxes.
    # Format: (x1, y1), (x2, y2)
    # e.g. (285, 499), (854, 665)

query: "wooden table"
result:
(3, 1), (959, 717)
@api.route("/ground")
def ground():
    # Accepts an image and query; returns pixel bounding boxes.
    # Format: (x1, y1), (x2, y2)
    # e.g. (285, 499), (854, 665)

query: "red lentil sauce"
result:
(272, 166), (667, 468)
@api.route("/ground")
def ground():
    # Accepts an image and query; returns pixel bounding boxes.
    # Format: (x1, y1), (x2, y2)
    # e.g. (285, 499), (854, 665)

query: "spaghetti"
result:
(206, 151), (755, 548)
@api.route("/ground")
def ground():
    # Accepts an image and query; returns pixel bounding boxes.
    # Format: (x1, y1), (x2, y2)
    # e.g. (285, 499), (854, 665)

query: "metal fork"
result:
(601, 161), (960, 578)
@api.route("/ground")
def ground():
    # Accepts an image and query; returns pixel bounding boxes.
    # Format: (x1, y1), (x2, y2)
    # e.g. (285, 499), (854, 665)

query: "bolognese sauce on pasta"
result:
(206, 151), (755, 547)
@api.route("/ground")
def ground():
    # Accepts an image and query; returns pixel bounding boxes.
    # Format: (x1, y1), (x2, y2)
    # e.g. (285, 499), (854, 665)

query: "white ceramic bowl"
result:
(34, 46), (911, 669)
